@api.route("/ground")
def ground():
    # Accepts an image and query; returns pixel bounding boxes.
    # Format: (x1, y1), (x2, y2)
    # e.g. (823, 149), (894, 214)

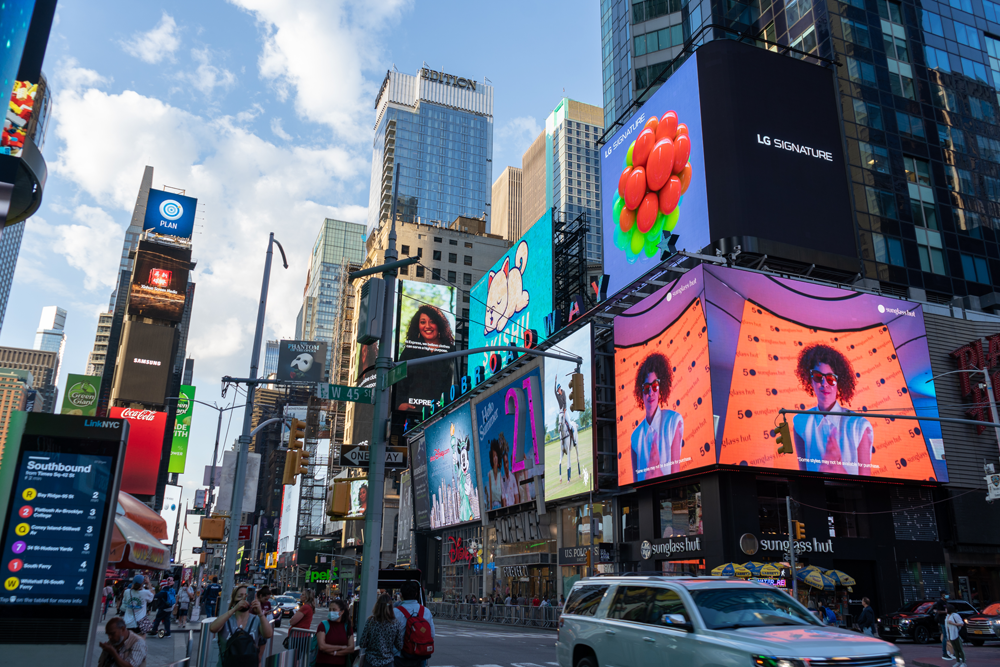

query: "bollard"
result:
(196, 617), (218, 667)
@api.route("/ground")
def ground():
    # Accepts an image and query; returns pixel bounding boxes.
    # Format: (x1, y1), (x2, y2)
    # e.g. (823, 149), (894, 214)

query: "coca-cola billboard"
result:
(112, 407), (167, 495)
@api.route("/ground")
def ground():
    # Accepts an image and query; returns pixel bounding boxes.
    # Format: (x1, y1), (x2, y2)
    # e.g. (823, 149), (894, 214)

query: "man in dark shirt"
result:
(931, 590), (952, 659)
(149, 580), (173, 638)
(204, 576), (223, 617)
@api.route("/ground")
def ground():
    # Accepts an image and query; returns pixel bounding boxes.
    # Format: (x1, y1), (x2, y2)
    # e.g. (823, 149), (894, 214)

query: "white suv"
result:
(556, 575), (904, 667)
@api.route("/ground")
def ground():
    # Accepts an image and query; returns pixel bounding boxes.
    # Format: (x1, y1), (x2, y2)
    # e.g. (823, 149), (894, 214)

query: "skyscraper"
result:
(0, 346), (57, 413)
(491, 166), (522, 241)
(86, 312), (113, 377)
(601, 0), (1000, 302)
(33, 305), (66, 386)
(263, 340), (279, 378)
(0, 368), (31, 458)
(367, 67), (493, 231)
(107, 165), (154, 312)
(0, 221), (24, 335)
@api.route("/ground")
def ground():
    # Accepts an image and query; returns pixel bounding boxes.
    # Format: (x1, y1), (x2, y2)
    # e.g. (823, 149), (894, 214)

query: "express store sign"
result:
(111, 408), (167, 495)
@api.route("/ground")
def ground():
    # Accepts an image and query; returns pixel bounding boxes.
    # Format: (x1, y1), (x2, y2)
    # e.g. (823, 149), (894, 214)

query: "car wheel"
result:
(970, 640), (984, 647)
(913, 626), (931, 644)
(575, 653), (598, 667)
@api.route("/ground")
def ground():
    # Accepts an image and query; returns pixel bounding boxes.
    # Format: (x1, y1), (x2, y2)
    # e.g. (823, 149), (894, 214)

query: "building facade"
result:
(367, 67), (494, 232)
(0, 346), (56, 413)
(33, 305), (65, 384)
(263, 340), (279, 379)
(491, 166), (522, 241)
(0, 368), (31, 458)
(85, 312), (113, 377)
(0, 221), (25, 335)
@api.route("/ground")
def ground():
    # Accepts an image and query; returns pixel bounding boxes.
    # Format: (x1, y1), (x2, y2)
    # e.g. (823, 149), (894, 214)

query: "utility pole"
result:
(221, 233), (288, 608)
(358, 164), (401, 639)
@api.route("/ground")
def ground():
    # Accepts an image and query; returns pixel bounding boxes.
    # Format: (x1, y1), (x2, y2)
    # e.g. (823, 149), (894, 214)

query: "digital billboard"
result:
(115, 321), (176, 405)
(168, 384), (196, 474)
(128, 241), (192, 322)
(543, 324), (595, 501)
(395, 280), (458, 412)
(600, 40), (855, 299)
(611, 265), (948, 485)
(111, 407), (168, 495)
(398, 470), (413, 562)
(350, 371), (377, 446)
(472, 361), (543, 512)
(276, 340), (327, 383)
(409, 435), (430, 530)
(60, 373), (100, 416)
(159, 483), (182, 545)
(1, 80), (39, 157)
(143, 188), (197, 238)
(424, 402), (481, 529)
(705, 265), (945, 482)
(614, 273), (714, 485)
(470, 210), (554, 376)
(346, 479), (368, 519)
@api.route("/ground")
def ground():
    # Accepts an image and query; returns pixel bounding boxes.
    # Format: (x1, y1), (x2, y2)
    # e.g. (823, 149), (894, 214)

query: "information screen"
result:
(0, 446), (114, 607)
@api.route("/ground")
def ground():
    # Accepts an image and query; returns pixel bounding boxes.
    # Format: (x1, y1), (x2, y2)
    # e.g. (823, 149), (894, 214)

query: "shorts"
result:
(178, 604), (189, 613)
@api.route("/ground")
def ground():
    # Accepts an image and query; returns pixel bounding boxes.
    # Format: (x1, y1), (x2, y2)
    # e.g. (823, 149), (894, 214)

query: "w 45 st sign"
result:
(315, 383), (374, 404)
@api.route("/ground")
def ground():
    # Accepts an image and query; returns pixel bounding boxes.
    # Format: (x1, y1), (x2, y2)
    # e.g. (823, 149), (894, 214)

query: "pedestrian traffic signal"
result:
(792, 520), (806, 540)
(569, 373), (586, 412)
(282, 450), (299, 486)
(289, 418), (306, 451)
(775, 420), (792, 454)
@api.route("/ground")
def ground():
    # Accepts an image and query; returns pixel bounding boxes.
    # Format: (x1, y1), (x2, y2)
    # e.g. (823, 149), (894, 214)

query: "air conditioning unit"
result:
(356, 277), (385, 344)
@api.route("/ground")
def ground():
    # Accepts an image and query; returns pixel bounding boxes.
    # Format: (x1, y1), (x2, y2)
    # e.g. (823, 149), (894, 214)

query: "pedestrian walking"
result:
(176, 580), (193, 628)
(204, 576), (223, 618)
(121, 574), (155, 636)
(149, 578), (175, 637)
(99, 617), (148, 667)
(359, 594), (403, 667)
(102, 580), (115, 619)
(945, 604), (967, 665)
(931, 590), (953, 659)
(393, 581), (435, 667)
(857, 597), (877, 636)
(316, 598), (355, 666)
(209, 584), (273, 667)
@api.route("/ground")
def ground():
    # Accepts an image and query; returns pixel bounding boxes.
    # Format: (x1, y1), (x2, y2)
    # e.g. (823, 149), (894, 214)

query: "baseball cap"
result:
(133, 574), (144, 586)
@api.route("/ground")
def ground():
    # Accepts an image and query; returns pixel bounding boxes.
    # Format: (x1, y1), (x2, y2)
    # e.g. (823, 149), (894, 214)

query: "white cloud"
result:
(496, 116), (542, 158)
(230, 0), (409, 141)
(121, 12), (181, 64)
(180, 47), (237, 95)
(50, 58), (111, 91)
(270, 118), (292, 141)
(25, 207), (125, 292)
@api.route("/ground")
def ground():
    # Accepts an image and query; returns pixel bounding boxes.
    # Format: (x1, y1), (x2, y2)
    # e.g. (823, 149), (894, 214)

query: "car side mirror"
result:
(662, 613), (694, 631)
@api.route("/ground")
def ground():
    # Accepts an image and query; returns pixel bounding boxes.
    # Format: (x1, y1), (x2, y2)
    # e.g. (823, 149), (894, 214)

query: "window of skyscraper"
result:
(463, 273), (472, 285)
(842, 18), (871, 47)
(866, 187), (898, 219)
(434, 237), (442, 243)
(860, 142), (890, 173)
(931, 84), (959, 112)
(432, 268), (441, 280)
(463, 255), (472, 266)
(433, 250), (442, 260)
(968, 95), (996, 122)
(417, 247), (423, 257)
(448, 270), (457, 283)
(986, 0), (1000, 22)
(873, 231), (905, 266)
(922, 12), (944, 36)
(978, 134), (1000, 161)
(464, 242), (472, 248)
(401, 245), (410, 255)
(448, 253), (457, 263)
(961, 254), (991, 283)
(449, 239), (457, 245)
(944, 165), (975, 195)
(915, 227), (946, 274)
(416, 266), (425, 277)
(961, 58), (990, 83)
(896, 112), (925, 138)
(877, 0), (903, 23)
(853, 99), (883, 129)
(925, 46), (951, 72)
(791, 26), (817, 56)
(887, 59), (915, 99)
(846, 58), (877, 87)
(786, 0), (813, 26)
(905, 156), (938, 230)
(955, 208), (987, 236)
(400, 264), (409, 275)
(954, 22), (981, 49)
(948, 0), (973, 12)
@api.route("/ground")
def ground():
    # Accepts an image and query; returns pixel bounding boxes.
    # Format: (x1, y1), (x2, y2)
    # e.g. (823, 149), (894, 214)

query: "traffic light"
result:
(792, 520), (806, 540)
(289, 417), (306, 451)
(282, 450), (300, 486)
(775, 420), (792, 454)
(297, 448), (311, 477)
(569, 372), (586, 412)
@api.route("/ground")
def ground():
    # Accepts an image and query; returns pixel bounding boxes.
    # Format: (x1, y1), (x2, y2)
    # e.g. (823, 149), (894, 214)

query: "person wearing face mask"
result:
(316, 598), (355, 665)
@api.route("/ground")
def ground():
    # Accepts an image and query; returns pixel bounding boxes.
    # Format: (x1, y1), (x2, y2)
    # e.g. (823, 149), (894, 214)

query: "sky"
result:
(0, 1), (603, 565)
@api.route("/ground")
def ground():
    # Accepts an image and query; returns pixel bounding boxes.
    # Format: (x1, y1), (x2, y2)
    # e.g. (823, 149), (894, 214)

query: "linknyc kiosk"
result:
(0, 412), (127, 663)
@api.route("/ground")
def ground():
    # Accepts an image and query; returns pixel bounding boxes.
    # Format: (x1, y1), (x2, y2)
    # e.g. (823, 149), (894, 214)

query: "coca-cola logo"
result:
(121, 409), (157, 421)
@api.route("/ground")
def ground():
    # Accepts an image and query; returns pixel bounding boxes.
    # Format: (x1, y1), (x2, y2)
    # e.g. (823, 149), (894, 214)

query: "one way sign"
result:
(340, 445), (407, 469)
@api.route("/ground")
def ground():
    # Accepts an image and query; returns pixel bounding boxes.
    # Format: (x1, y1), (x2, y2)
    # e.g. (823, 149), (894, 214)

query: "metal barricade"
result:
(263, 650), (297, 667)
(196, 617), (218, 667)
(423, 601), (560, 629)
(287, 626), (316, 666)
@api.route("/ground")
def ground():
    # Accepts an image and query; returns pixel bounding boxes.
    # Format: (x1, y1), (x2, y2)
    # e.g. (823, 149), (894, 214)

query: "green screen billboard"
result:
(60, 374), (101, 416)
(168, 385), (196, 474)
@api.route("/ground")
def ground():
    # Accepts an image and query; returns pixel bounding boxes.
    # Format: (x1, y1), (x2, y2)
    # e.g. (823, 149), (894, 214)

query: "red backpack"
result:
(399, 605), (434, 657)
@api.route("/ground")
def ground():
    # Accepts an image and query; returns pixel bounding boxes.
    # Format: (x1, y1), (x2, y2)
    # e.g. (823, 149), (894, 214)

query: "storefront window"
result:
(441, 525), (484, 602)
(621, 496), (639, 542)
(825, 482), (870, 538)
(655, 484), (703, 538)
(757, 478), (790, 537)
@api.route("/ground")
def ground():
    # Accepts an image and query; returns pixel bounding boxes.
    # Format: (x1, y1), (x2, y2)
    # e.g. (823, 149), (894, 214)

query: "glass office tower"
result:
(602, 0), (1000, 302)
(367, 68), (494, 232)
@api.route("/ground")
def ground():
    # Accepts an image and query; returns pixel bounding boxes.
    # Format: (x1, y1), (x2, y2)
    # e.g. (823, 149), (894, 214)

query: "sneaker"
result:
(942, 656), (954, 661)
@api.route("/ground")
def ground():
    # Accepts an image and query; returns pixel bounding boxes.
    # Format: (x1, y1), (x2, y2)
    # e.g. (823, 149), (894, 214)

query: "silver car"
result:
(557, 575), (904, 667)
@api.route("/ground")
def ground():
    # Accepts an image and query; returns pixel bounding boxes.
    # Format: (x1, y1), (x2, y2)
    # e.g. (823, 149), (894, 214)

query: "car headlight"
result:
(753, 657), (806, 667)
(899, 619), (912, 628)
(893, 656), (905, 667)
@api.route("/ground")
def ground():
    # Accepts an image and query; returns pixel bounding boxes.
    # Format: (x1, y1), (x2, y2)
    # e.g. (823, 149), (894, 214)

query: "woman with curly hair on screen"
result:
(397, 304), (457, 411)
(630, 352), (684, 482)
(792, 344), (874, 475)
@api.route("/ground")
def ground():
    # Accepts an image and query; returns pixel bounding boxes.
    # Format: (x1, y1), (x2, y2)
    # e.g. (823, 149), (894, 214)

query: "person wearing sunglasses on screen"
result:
(630, 352), (684, 482)
(793, 344), (874, 476)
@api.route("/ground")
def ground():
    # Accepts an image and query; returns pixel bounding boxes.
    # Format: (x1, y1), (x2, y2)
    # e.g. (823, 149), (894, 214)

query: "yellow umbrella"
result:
(826, 569), (856, 586)
(759, 563), (782, 577)
(712, 563), (752, 578)
(796, 565), (835, 590)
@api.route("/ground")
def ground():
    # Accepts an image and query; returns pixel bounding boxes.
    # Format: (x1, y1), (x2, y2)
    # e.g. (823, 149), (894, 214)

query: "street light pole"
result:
(221, 233), (288, 608)
(358, 164), (401, 638)
(928, 367), (1000, 458)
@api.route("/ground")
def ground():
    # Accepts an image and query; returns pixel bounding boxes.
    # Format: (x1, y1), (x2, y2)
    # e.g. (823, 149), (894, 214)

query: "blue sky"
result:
(0, 0), (601, 562)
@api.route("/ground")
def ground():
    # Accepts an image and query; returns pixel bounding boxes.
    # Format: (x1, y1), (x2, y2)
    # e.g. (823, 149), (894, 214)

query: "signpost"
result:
(316, 383), (374, 403)
(238, 524), (252, 541)
(339, 445), (407, 469)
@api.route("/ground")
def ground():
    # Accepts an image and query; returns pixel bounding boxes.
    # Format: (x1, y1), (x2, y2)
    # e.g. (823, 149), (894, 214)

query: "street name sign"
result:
(316, 383), (374, 404)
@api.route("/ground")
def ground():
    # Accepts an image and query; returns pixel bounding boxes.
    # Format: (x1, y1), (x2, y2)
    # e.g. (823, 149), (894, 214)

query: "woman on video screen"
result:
(630, 352), (684, 481)
(792, 344), (874, 476)
(396, 305), (457, 410)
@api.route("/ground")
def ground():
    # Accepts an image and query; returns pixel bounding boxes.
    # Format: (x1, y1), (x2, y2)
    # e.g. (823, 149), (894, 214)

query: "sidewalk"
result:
(898, 640), (1000, 667)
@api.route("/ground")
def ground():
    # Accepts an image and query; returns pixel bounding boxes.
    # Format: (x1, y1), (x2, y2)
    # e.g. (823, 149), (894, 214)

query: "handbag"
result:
(138, 615), (154, 635)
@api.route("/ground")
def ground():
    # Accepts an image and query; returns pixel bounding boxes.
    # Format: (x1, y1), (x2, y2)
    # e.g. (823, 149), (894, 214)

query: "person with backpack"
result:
(359, 594), (403, 667)
(149, 579), (176, 637)
(121, 574), (155, 636)
(393, 581), (434, 667)
(210, 584), (273, 667)
(316, 598), (355, 666)
(946, 603), (967, 666)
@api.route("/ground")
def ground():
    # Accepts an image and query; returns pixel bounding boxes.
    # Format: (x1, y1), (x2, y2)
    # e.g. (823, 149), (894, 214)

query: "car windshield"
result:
(897, 601), (933, 614)
(284, 592), (301, 600)
(690, 587), (820, 630)
(275, 596), (296, 604)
